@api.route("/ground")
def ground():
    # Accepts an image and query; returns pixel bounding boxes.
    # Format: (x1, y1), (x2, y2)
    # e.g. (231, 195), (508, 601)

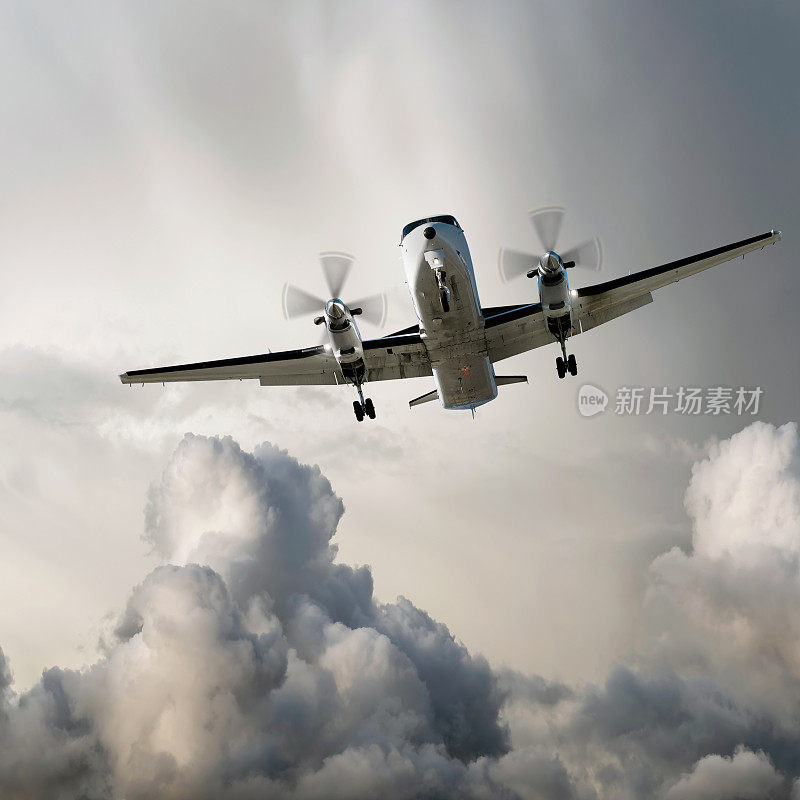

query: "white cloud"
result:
(664, 747), (784, 800)
(4, 421), (800, 797)
(685, 422), (800, 564)
(0, 434), (508, 799)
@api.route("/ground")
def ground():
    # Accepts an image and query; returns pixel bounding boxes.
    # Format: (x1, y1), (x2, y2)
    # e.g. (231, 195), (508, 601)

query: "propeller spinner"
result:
(498, 205), (603, 282)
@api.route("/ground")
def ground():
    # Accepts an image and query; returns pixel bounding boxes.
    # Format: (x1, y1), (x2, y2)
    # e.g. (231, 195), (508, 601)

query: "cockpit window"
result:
(401, 215), (461, 240)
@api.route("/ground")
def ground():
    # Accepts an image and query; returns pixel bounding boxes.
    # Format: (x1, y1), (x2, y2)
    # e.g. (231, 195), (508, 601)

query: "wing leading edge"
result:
(575, 229), (781, 309)
(119, 333), (432, 387)
(119, 345), (341, 386)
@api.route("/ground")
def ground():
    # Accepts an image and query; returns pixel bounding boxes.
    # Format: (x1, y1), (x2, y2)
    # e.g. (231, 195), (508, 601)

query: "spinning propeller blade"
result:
(498, 247), (539, 283)
(561, 237), (603, 272)
(349, 293), (388, 328)
(282, 284), (326, 319)
(281, 251), (388, 330)
(319, 252), (354, 299)
(529, 205), (565, 253)
(499, 205), (604, 280)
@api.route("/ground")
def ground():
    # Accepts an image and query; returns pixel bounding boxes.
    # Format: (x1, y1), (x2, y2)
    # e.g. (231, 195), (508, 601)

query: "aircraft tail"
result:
(495, 375), (527, 386)
(408, 376), (527, 409)
(409, 389), (438, 407)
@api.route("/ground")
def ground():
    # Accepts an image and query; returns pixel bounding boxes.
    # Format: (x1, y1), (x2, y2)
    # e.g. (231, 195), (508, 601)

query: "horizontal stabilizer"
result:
(495, 375), (528, 385)
(409, 389), (439, 408)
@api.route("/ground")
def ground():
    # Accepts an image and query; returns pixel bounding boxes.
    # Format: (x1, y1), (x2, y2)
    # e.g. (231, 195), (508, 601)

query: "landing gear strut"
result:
(555, 338), (578, 379)
(351, 382), (376, 421)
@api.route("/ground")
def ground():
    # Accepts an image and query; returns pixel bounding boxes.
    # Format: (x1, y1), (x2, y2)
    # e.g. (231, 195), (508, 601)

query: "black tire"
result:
(353, 401), (364, 422)
(556, 356), (566, 380)
(440, 289), (450, 313)
(567, 354), (577, 376)
(364, 398), (375, 419)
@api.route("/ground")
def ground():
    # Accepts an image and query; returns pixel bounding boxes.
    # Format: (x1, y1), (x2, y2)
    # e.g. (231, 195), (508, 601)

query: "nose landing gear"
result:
(434, 268), (451, 313)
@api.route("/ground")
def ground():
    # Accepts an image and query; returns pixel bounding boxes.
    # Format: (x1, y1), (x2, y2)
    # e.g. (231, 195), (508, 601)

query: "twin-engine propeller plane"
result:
(120, 209), (782, 421)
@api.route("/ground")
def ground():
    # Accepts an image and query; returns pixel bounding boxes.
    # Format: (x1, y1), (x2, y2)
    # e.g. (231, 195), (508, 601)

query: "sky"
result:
(0, 1), (799, 797)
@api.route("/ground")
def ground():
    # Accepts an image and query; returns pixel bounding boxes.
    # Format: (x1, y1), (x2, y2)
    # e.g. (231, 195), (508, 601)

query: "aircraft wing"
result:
(486, 229), (781, 362)
(484, 302), (551, 362)
(120, 345), (343, 386)
(363, 333), (433, 381)
(120, 333), (431, 387)
(573, 229), (781, 324)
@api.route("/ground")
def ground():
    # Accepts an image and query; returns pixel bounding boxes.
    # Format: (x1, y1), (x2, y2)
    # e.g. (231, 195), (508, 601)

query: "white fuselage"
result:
(400, 219), (498, 410)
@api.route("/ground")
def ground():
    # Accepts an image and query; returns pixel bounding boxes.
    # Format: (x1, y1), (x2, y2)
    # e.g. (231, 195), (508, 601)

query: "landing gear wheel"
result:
(556, 356), (567, 380)
(567, 354), (577, 376)
(353, 400), (365, 422)
(440, 288), (450, 313)
(364, 398), (376, 419)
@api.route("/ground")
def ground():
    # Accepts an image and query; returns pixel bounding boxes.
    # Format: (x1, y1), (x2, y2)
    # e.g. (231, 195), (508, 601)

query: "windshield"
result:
(401, 215), (461, 240)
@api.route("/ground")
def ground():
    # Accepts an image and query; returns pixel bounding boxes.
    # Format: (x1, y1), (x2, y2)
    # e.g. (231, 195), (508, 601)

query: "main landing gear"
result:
(548, 314), (577, 380)
(555, 340), (577, 379)
(352, 384), (376, 422)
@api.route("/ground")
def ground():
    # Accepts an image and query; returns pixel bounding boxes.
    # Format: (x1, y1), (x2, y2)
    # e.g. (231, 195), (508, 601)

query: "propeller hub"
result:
(325, 299), (347, 319)
(539, 251), (564, 274)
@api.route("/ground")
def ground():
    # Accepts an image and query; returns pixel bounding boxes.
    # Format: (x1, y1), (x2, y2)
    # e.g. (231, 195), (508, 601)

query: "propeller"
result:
(281, 252), (388, 328)
(499, 205), (603, 282)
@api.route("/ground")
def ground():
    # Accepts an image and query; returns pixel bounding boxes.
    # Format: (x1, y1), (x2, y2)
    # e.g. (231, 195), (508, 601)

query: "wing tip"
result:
(772, 229), (782, 242)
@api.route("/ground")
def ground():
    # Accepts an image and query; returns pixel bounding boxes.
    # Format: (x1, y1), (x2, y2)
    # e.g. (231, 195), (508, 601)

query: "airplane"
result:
(120, 209), (782, 421)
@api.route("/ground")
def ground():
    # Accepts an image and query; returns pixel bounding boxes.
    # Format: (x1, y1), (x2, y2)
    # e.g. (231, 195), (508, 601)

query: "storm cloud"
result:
(0, 435), (510, 799)
(498, 422), (800, 798)
(3, 422), (800, 798)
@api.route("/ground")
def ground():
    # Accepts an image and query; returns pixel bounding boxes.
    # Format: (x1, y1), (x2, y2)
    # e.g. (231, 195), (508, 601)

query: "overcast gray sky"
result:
(0, 2), (798, 797)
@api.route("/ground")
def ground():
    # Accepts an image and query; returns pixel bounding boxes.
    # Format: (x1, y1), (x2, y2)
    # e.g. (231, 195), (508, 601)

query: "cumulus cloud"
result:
(497, 422), (800, 799)
(4, 423), (800, 798)
(0, 434), (508, 799)
(664, 746), (783, 800)
(684, 421), (800, 564)
(643, 423), (800, 725)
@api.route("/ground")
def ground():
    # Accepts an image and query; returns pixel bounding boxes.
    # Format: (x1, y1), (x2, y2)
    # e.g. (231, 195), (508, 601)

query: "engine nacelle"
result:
(537, 252), (573, 335)
(323, 299), (365, 381)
